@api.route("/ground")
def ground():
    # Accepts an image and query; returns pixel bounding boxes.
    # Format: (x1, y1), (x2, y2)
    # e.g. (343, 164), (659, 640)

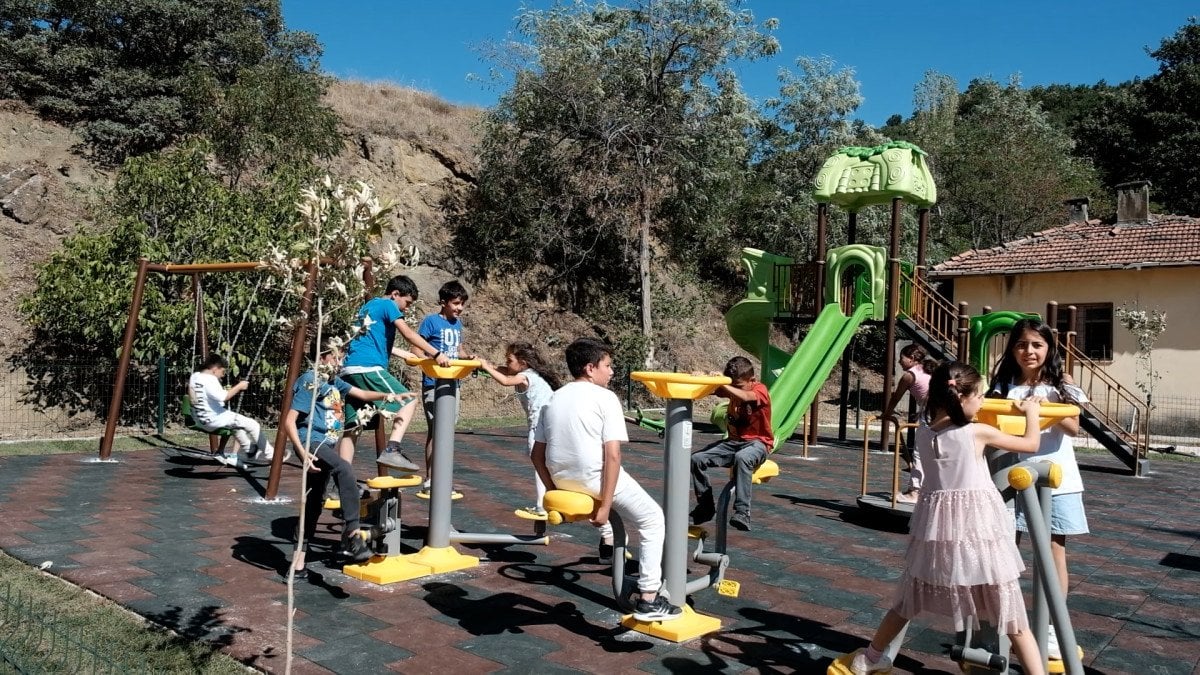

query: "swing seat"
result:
(180, 395), (233, 455)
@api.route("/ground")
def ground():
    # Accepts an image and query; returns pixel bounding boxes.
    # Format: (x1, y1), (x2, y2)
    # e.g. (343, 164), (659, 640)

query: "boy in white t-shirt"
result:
(188, 354), (269, 466)
(531, 337), (681, 623)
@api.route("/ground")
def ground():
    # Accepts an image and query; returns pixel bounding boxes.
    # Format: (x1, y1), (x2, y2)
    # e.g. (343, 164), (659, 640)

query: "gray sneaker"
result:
(376, 449), (419, 472)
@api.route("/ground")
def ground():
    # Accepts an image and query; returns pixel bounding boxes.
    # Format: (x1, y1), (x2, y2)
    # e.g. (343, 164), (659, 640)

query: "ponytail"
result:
(927, 362), (983, 427)
(507, 342), (563, 390)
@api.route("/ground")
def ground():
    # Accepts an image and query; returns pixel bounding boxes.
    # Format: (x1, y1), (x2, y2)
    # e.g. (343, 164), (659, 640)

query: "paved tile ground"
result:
(1, 428), (1198, 674)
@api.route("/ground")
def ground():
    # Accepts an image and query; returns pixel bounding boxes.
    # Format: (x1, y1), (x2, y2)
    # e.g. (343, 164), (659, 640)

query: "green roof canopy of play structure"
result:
(812, 141), (937, 210)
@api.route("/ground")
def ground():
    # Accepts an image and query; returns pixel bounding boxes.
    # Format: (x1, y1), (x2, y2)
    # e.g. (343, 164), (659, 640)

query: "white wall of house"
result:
(946, 266), (1197, 429)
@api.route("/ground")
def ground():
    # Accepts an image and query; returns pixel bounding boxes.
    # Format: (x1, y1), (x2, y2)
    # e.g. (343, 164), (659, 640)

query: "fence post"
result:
(157, 356), (167, 436)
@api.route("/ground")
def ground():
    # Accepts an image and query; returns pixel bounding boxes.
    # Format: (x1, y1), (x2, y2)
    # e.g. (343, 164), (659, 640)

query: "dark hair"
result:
(199, 353), (228, 370)
(926, 361), (983, 427)
(307, 339), (339, 363)
(438, 280), (469, 303)
(565, 337), (612, 379)
(507, 342), (562, 390)
(900, 344), (938, 373)
(385, 275), (418, 300)
(986, 318), (1074, 402)
(723, 356), (755, 382)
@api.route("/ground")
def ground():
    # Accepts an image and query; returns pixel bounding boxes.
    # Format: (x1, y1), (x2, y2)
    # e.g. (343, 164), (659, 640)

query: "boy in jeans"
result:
(531, 337), (681, 622)
(689, 356), (773, 532)
(283, 341), (415, 573)
(416, 280), (474, 493)
(340, 275), (449, 473)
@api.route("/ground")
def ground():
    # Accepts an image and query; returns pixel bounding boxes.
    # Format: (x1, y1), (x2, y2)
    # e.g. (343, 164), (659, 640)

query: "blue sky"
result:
(281, 1), (1195, 126)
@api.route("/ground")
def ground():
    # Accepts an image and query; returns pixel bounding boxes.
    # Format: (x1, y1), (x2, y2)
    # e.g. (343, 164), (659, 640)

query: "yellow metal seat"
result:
(729, 458), (780, 484)
(542, 490), (597, 525)
(366, 475), (422, 489)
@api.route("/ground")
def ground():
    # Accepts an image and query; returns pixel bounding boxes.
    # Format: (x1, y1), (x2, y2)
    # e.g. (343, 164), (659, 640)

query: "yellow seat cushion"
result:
(542, 490), (596, 523)
(751, 459), (779, 484)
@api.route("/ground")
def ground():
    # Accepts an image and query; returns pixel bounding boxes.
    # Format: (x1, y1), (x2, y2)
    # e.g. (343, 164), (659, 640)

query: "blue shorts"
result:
(1015, 492), (1089, 536)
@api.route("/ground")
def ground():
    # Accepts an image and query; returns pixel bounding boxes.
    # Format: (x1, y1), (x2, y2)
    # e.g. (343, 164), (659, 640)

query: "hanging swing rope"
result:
(226, 276), (264, 370)
(190, 277), (204, 370)
(234, 289), (289, 414)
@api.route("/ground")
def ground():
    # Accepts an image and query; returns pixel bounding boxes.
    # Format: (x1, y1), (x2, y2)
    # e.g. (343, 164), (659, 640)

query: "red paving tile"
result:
(384, 646), (505, 673)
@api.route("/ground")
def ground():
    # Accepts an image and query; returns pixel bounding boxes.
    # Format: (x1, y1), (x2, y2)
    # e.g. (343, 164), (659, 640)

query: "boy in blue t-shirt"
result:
(417, 280), (474, 491)
(283, 341), (415, 575)
(340, 275), (449, 474)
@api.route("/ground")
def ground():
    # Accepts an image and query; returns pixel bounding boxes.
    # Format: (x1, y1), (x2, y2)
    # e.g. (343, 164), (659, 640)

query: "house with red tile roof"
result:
(929, 182), (1199, 434)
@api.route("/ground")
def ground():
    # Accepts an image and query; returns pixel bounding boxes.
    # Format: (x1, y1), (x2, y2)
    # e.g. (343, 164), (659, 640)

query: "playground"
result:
(0, 427), (1197, 673)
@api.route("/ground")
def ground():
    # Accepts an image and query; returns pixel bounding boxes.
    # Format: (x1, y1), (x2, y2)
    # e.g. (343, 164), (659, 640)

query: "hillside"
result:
(0, 80), (766, 437)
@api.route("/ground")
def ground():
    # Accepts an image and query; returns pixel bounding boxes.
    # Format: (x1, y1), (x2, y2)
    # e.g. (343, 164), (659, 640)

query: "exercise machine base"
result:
(621, 605), (721, 642)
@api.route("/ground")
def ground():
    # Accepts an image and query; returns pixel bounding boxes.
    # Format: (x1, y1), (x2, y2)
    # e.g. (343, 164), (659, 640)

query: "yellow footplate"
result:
(1046, 647), (1085, 674)
(716, 579), (740, 597)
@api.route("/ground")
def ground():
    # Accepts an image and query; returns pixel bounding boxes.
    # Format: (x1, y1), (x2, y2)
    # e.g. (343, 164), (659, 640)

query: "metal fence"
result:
(0, 583), (130, 674)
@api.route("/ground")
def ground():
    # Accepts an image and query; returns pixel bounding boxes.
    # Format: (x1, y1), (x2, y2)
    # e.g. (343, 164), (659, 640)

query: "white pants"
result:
(202, 412), (267, 453)
(554, 468), (665, 594)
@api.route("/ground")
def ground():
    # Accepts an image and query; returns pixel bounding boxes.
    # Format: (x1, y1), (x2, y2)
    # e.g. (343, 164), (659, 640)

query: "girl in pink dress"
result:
(882, 344), (936, 502)
(841, 362), (1047, 675)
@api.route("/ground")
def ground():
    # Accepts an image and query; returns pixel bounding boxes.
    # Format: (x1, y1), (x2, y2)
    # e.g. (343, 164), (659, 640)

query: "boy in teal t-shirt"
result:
(340, 275), (448, 473)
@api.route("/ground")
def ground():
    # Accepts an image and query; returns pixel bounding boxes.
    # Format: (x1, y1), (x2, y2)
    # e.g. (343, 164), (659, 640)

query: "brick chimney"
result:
(1116, 180), (1150, 225)
(1064, 197), (1090, 224)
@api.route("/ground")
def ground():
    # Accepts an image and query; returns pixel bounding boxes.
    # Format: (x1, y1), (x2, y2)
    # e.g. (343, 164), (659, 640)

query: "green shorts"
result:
(340, 369), (413, 431)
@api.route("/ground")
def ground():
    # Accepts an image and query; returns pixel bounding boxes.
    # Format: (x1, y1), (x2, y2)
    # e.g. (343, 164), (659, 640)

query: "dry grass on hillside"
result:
(325, 79), (483, 150)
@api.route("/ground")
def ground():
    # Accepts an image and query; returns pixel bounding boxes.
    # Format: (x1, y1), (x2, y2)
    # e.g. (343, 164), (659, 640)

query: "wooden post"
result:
(99, 258), (151, 459)
(265, 262), (317, 500)
(916, 208), (930, 279)
(880, 198), (903, 454)
(957, 302), (970, 361)
(810, 203), (829, 445)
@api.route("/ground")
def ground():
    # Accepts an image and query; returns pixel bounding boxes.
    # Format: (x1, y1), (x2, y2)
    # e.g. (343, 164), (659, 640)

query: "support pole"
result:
(811, 203), (829, 445)
(99, 258), (151, 459)
(957, 302), (970, 362)
(880, 198), (902, 455)
(265, 262), (317, 500)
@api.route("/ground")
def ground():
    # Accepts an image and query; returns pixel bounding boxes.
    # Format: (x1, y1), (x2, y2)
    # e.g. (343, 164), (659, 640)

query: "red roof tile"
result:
(930, 215), (1200, 277)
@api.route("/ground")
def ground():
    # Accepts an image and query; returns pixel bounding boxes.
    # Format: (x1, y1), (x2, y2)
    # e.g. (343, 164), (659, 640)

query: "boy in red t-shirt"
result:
(690, 356), (773, 532)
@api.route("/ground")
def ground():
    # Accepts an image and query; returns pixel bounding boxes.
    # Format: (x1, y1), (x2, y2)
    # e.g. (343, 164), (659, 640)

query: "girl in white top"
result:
(479, 342), (561, 516)
(987, 318), (1088, 661)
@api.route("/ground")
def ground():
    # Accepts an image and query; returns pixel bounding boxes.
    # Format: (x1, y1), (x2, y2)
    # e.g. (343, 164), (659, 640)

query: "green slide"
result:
(726, 296), (872, 450)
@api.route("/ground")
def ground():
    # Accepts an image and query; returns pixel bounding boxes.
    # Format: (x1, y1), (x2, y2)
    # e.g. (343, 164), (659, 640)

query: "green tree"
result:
(21, 143), (302, 369)
(936, 77), (1100, 251)
(461, 0), (777, 366)
(735, 55), (882, 263)
(0, 0), (336, 165)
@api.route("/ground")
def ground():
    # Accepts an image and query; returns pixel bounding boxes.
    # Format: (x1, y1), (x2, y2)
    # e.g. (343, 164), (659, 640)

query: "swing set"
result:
(100, 257), (394, 500)
(98, 258), (323, 499)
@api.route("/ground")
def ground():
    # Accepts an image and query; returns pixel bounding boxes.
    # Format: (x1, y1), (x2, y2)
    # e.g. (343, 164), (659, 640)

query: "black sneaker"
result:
(729, 512), (751, 531)
(376, 448), (419, 472)
(689, 500), (716, 526)
(342, 533), (373, 564)
(632, 596), (683, 622)
(598, 542), (614, 564)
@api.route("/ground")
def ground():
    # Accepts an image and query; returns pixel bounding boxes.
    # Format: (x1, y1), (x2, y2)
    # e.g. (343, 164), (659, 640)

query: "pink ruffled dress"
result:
(891, 423), (1029, 634)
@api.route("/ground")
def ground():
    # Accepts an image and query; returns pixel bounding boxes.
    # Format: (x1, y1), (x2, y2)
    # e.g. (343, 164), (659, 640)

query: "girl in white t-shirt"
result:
(987, 318), (1088, 662)
(479, 342), (562, 516)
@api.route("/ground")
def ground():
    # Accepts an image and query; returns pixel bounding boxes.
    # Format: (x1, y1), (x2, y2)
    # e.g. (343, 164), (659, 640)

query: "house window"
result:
(1056, 303), (1113, 361)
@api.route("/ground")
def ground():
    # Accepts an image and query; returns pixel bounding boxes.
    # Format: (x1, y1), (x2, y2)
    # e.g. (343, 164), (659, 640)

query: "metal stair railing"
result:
(1063, 336), (1149, 461)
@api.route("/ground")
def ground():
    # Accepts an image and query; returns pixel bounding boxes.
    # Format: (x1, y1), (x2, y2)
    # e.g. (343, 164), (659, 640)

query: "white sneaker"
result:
(216, 453), (240, 468)
(849, 648), (893, 674)
(1047, 624), (1062, 660)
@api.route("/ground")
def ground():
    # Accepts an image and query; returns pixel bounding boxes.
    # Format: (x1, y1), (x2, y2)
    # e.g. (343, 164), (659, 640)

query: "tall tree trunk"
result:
(639, 187), (654, 369)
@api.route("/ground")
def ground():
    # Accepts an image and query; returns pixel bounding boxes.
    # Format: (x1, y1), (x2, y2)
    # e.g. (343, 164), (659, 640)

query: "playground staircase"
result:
(898, 272), (1145, 475)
